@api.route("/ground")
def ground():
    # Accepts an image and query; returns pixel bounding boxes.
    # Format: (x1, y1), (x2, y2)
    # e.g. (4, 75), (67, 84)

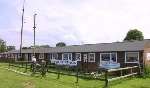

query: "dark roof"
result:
(7, 39), (150, 53)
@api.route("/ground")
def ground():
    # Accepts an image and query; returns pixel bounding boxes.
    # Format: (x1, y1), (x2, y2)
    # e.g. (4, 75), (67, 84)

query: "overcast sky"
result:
(0, 0), (150, 49)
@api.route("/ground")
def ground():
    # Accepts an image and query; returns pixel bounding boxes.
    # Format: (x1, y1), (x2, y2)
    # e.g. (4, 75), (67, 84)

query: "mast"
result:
(33, 14), (37, 56)
(19, 0), (26, 60)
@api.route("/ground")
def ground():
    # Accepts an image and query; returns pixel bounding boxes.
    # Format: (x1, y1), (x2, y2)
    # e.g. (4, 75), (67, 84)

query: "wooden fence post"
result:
(25, 62), (27, 72)
(57, 65), (60, 79)
(22, 62), (23, 68)
(76, 66), (79, 83)
(138, 66), (142, 76)
(30, 62), (32, 71)
(131, 68), (133, 74)
(8, 59), (11, 68)
(105, 70), (108, 88)
(121, 70), (123, 76)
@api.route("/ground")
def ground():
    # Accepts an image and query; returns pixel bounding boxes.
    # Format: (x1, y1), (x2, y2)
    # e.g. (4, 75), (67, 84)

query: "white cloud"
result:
(1, 0), (150, 49)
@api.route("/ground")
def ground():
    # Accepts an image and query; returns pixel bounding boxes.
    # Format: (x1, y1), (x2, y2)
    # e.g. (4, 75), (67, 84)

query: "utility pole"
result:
(33, 14), (37, 57)
(20, 0), (26, 61)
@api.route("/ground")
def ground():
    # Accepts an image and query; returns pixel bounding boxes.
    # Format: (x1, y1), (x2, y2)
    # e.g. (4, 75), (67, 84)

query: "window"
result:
(62, 53), (72, 61)
(83, 54), (88, 62)
(125, 52), (139, 63)
(101, 53), (110, 61)
(50, 53), (58, 63)
(100, 53), (117, 62)
(75, 53), (81, 61)
(63, 53), (68, 60)
(39, 53), (44, 59)
(68, 53), (72, 61)
(48, 54), (52, 60)
(88, 53), (95, 62)
(111, 53), (117, 62)
(52, 53), (58, 60)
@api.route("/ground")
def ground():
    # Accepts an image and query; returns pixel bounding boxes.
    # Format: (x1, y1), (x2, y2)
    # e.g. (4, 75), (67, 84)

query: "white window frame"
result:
(83, 54), (88, 62)
(111, 52), (118, 62)
(88, 53), (95, 62)
(48, 53), (52, 60)
(62, 53), (72, 61)
(125, 52), (139, 63)
(100, 52), (117, 63)
(75, 53), (81, 61)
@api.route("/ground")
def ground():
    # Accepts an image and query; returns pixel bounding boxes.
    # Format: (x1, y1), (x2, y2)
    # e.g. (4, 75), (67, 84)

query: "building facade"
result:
(1, 40), (150, 72)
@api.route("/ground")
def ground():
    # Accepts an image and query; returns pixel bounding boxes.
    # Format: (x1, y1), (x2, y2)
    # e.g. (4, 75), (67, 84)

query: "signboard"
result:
(146, 53), (150, 61)
(51, 59), (77, 66)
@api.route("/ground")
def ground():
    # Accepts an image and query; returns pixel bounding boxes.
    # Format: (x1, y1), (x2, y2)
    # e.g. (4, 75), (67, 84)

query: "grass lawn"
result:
(0, 63), (150, 88)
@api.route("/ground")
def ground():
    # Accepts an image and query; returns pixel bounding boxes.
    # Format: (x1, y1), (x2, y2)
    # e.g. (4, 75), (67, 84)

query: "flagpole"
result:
(19, 0), (26, 61)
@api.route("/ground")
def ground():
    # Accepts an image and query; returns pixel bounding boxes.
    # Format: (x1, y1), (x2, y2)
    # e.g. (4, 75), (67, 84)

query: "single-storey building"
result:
(1, 39), (150, 72)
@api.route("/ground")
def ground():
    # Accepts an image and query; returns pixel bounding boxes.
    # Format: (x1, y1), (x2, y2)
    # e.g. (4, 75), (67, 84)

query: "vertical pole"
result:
(33, 14), (37, 57)
(20, 0), (26, 61)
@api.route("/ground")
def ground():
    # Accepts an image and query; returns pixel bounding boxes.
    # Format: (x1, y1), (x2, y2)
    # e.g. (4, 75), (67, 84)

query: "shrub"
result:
(143, 65), (150, 77)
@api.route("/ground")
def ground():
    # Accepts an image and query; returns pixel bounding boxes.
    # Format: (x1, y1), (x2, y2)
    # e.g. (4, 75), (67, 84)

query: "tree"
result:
(40, 45), (51, 48)
(7, 46), (15, 51)
(22, 47), (29, 49)
(56, 42), (66, 47)
(22, 45), (51, 49)
(0, 39), (7, 52)
(124, 29), (144, 41)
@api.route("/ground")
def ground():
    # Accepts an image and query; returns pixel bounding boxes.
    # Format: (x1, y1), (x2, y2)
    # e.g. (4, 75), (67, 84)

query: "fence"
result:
(8, 61), (32, 72)
(4, 60), (141, 87)
(104, 66), (140, 87)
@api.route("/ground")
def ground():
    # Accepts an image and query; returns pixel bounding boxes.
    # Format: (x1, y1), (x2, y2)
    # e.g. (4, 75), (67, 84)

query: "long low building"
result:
(1, 39), (150, 71)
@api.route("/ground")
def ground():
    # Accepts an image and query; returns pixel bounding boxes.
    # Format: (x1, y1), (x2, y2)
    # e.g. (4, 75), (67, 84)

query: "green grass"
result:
(0, 63), (150, 88)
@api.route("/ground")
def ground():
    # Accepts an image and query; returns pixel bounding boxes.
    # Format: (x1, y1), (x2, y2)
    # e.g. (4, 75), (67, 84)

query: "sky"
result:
(0, 0), (150, 49)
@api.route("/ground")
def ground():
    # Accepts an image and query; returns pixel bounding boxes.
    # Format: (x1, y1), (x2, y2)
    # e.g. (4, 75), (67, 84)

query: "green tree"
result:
(0, 39), (7, 52)
(40, 45), (50, 48)
(56, 42), (66, 47)
(7, 46), (15, 51)
(124, 29), (144, 41)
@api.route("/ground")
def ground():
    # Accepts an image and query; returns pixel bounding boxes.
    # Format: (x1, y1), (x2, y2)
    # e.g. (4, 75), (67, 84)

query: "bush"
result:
(143, 65), (150, 77)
